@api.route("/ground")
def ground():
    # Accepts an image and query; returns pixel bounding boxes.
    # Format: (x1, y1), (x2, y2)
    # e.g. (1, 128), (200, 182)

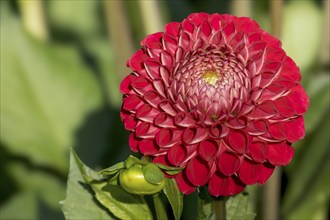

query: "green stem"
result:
(261, 2), (283, 220)
(212, 196), (226, 220)
(18, 0), (48, 41)
(138, 0), (164, 34)
(230, 0), (252, 17)
(103, 0), (134, 81)
(153, 193), (168, 220)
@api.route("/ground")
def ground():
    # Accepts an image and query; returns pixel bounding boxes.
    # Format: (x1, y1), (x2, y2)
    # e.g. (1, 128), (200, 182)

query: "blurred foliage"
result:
(0, 0), (329, 220)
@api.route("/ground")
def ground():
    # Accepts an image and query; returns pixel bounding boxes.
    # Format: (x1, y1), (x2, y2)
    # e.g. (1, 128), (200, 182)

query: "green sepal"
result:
(155, 163), (184, 175)
(125, 155), (144, 168)
(142, 163), (165, 185)
(108, 172), (120, 185)
(99, 162), (125, 176)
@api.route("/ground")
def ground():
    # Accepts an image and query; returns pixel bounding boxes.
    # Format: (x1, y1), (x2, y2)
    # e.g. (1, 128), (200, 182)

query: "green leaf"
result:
(163, 178), (183, 220)
(0, 154), (65, 219)
(282, 112), (330, 220)
(0, 3), (102, 172)
(6, 160), (65, 209)
(60, 150), (111, 220)
(99, 162), (125, 176)
(90, 183), (153, 220)
(226, 193), (256, 220)
(68, 150), (153, 220)
(304, 73), (330, 134)
(47, 0), (101, 38)
(0, 192), (37, 220)
(143, 163), (165, 184)
(82, 39), (122, 107)
(281, 1), (322, 71)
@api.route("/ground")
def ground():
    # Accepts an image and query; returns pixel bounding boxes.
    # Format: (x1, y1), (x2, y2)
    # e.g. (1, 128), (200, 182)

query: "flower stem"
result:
(212, 196), (226, 220)
(260, 2), (283, 220)
(103, 0), (134, 81)
(18, 0), (48, 41)
(153, 193), (168, 220)
(138, 0), (164, 34)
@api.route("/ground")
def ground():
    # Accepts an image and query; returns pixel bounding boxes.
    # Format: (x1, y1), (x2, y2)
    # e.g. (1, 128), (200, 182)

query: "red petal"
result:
(279, 57), (301, 83)
(227, 131), (249, 154)
(236, 17), (260, 33)
(257, 163), (275, 184)
(269, 122), (287, 141)
(128, 49), (146, 71)
(153, 155), (172, 167)
(154, 112), (175, 128)
(123, 95), (143, 111)
(141, 32), (163, 48)
(144, 60), (160, 79)
(209, 31), (222, 45)
(155, 129), (181, 148)
(287, 85), (310, 115)
(182, 19), (194, 33)
(174, 112), (196, 127)
(165, 22), (181, 37)
(239, 159), (261, 185)
(131, 76), (153, 95)
(120, 74), (135, 94)
(265, 47), (285, 62)
(188, 12), (209, 26)
(186, 156), (210, 186)
(182, 127), (208, 145)
(175, 171), (196, 194)
(123, 115), (137, 131)
(135, 122), (158, 138)
(139, 139), (159, 155)
(159, 66), (170, 87)
(248, 33), (261, 43)
(262, 32), (281, 47)
(198, 139), (218, 161)
(158, 100), (177, 117)
(274, 97), (295, 117)
(285, 116), (305, 143)
(129, 133), (139, 152)
(267, 142), (294, 166)
(201, 20), (211, 37)
(168, 144), (187, 166)
(208, 172), (245, 197)
(162, 34), (178, 55)
(258, 100), (277, 114)
(209, 124), (222, 138)
(160, 51), (173, 70)
(143, 91), (162, 108)
(152, 80), (166, 98)
(222, 22), (235, 38)
(178, 32), (191, 50)
(250, 142), (267, 163)
(218, 151), (241, 176)
(136, 104), (160, 123)
(155, 129), (171, 147)
(208, 14), (221, 31)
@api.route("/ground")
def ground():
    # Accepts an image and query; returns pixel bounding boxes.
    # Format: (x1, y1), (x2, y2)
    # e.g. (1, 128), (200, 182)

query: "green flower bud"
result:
(119, 164), (165, 195)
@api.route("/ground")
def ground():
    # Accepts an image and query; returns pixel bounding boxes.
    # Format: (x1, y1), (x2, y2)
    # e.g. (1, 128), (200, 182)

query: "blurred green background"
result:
(0, 0), (329, 219)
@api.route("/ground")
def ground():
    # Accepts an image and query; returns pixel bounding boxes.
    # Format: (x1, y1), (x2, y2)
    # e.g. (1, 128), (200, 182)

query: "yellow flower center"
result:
(202, 71), (219, 85)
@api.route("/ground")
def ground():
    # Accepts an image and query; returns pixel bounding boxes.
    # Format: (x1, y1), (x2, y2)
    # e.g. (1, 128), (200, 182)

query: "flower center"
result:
(170, 46), (251, 123)
(202, 71), (220, 85)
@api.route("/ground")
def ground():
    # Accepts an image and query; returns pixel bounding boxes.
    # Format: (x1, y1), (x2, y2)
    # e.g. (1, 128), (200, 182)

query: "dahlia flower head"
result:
(120, 13), (309, 196)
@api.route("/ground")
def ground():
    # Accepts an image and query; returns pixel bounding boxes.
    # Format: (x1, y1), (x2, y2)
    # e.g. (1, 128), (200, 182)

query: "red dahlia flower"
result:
(120, 13), (309, 196)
